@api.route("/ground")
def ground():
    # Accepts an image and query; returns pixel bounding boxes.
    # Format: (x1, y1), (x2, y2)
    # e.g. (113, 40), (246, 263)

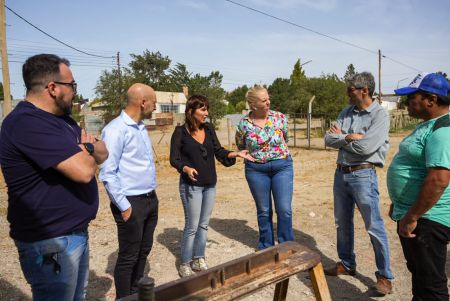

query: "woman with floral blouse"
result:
(235, 85), (294, 250)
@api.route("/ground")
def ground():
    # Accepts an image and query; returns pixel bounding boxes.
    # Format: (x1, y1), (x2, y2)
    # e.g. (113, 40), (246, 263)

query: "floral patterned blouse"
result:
(235, 110), (290, 163)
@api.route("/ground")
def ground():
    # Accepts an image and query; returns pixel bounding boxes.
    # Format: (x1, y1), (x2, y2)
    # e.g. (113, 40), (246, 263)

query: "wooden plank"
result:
(273, 279), (289, 301)
(309, 262), (332, 301)
(120, 242), (328, 301)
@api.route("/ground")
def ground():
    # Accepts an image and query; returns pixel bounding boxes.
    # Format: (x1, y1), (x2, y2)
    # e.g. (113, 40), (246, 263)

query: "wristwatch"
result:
(82, 143), (95, 155)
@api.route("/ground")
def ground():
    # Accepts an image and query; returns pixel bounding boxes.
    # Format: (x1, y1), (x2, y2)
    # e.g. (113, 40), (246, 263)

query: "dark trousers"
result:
(111, 192), (158, 299)
(399, 218), (450, 301)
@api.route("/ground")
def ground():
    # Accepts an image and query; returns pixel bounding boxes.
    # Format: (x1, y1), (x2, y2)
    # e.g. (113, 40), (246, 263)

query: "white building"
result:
(154, 91), (187, 114)
(373, 95), (399, 111)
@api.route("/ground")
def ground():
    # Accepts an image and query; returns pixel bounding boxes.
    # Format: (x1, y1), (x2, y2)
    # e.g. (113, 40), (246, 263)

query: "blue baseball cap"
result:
(395, 72), (450, 96)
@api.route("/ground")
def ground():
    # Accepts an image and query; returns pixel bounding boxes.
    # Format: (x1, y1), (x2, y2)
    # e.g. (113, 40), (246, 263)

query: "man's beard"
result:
(142, 110), (153, 120)
(55, 96), (73, 115)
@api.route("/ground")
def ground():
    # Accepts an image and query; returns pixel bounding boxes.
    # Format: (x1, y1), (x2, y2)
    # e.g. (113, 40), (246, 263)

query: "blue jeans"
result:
(333, 168), (393, 279)
(14, 230), (89, 301)
(179, 178), (216, 264)
(245, 157), (294, 250)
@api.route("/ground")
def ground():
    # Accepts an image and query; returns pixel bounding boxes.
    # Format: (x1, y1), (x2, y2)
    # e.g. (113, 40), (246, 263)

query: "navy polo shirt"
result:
(0, 101), (99, 242)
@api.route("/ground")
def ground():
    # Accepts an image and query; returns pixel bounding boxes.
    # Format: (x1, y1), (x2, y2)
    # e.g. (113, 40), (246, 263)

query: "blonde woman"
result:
(235, 86), (294, 250)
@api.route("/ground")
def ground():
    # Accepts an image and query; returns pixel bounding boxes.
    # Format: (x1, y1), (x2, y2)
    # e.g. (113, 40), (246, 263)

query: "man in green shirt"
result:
(388, 72), (450, 301)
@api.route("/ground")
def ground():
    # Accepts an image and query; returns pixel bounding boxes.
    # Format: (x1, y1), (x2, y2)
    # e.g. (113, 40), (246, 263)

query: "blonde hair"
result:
(245, 85), (267, 110)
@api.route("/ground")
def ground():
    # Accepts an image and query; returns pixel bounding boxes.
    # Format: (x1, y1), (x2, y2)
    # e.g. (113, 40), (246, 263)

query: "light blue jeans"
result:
(245, 157), (294, 250)
(14, 230), (89, 301)
(333, 168), (393, 279)
(179, 178), (216, 264)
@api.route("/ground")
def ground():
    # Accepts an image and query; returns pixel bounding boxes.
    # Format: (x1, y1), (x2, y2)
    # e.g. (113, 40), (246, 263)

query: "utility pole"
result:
(116, 51), (121, 78)
(378, 49), (382, 104)
(116, 51), (121, 93)
(116, 51), (123, 110)
(0, 0), (12, 116)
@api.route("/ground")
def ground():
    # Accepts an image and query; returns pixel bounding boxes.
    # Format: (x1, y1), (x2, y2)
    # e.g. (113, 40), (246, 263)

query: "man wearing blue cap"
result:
(388, 72), (450, 301)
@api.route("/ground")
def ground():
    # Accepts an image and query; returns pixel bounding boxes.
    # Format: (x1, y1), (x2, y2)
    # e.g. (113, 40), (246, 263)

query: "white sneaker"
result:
(178, 263), (194, 278)
(191, 257), (208, 272)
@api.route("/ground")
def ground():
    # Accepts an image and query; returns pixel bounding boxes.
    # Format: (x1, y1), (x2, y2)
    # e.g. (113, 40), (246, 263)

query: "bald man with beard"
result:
(99, 83), (158, 299)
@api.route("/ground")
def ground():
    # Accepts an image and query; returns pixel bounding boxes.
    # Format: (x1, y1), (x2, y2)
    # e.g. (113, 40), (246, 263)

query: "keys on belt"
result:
(337, 163), (375, 173)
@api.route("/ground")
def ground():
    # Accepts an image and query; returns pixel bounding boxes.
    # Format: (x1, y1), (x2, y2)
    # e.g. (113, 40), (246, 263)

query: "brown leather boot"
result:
(374, 274), (392, 295)
(324, 262), (356, 276)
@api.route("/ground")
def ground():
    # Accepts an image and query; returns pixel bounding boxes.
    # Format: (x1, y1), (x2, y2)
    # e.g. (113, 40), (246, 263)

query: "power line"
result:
(8, 60), (115, 69)
(224, 0), (421, 72)
(5, 4), (115, 59)
(9, 51), (115, 65)
(8, 38), (116, 55)
(8, 44), (115, 59)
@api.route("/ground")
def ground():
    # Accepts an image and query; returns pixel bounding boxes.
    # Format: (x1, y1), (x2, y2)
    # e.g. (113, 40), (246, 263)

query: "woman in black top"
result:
(170, 95), (253, 277)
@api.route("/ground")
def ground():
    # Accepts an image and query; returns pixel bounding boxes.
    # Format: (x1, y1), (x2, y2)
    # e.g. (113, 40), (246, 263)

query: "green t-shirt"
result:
(387, 113), (450, 227)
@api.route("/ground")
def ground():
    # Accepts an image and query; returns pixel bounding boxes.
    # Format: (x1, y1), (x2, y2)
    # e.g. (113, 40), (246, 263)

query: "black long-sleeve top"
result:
(170, 123), (236, 186)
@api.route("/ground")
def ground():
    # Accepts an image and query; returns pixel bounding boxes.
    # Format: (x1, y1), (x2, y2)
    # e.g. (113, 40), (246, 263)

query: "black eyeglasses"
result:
(347, 86), (364, 93)
(54, 81), (77, 93)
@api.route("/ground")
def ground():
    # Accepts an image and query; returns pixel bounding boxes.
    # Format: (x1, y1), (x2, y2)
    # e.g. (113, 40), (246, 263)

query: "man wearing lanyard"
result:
(99, 83), (158, 299)
(0, 54), (108, 301)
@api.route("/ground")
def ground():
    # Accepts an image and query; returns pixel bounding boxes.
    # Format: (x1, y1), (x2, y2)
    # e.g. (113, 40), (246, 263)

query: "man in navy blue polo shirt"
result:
(0, 54), (108, 301)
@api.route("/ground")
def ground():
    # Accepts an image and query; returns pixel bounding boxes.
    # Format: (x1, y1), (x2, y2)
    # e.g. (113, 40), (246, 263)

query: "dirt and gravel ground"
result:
(0, 125), (449, 301)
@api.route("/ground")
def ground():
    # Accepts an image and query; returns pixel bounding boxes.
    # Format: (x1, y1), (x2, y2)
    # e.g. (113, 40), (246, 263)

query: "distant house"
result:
(373, 95), (399, 111)
(154, 91), (187, 114)
(78, 90), (188, 134)
(88, 91), (188, 114)
(380, 96), (399, 111)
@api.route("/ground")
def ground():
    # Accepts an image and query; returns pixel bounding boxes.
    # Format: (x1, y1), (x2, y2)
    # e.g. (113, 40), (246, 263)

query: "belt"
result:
(131, 190), (156, 198)
(337, 163), (375, 173)
(65, 226), (88, 236)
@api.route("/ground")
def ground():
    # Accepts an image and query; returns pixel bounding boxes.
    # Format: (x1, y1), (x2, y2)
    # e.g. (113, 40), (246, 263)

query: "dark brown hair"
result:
(23, 54), (70, 93)
(185, 95), (209, 132)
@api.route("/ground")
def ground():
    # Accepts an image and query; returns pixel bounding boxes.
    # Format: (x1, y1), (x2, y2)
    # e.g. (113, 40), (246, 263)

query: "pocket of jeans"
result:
(16, 237), (69, 284)
(344, 169), (372, 183)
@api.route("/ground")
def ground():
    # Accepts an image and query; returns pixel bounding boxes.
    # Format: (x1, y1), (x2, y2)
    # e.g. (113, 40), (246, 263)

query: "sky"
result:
(3, 0), (450, 100)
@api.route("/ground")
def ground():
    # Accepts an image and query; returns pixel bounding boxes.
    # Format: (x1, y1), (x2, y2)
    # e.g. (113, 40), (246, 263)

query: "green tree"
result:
(306, 73), (348, 119)
(343, 63), (356, 82)
(96, 49), (230, 126)
(290, 59), (306, 85)
(226, 102), (236, 114)
(226, 85), (248, 107)
(167, 63), (192, 91)
(268, 78), (292, 113)
(188, 71), (227, 127)
(235, 100), (246, 113)
(95, 68), (130, 123)
(128, 50), (172, 90)
(289, 59), (312, 113)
